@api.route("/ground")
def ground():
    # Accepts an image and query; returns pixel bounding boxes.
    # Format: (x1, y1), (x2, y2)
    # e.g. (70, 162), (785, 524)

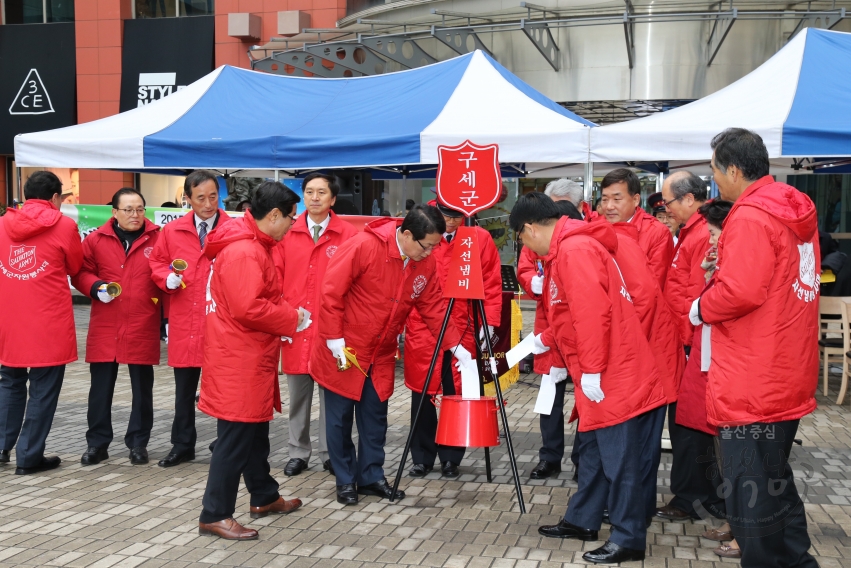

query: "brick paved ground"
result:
(1, 305), (850, 567)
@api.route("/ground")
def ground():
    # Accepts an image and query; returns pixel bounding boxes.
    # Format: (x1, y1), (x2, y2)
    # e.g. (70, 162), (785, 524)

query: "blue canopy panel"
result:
(142, 56), (474, 169)
(783, 29), (851, 157)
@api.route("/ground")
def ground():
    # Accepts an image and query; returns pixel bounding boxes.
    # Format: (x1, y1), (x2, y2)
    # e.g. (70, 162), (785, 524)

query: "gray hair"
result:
(670, 172), (708, 202)
(544, 178), (584, 207)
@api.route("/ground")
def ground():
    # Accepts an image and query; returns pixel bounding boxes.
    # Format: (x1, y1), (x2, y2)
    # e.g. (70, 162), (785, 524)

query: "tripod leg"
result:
(475, 299), (526, 514)
(390, 298), (456, 502)
(470, 300), (493, 483)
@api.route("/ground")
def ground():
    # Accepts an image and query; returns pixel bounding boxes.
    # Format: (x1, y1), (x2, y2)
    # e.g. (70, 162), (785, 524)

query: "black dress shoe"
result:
(538, 519), (598, 540)
(337, 483), (358, 505)
(0, 450), (9, 463)
(409, 463), (433, 477)
(530, 460), (561, 479)
(440, 461), (460, 478)
(129, 447), (148, 465)
(81, 446), (109, 465)
(655, 504), (694, 521)
(358, 478), (405, 500)
(582, 540), (645, 564)
(158, 449), (195, 468)
(323, 459), (335, 475)
(285, 458), (308, 476)
(15, 456), (61, 475)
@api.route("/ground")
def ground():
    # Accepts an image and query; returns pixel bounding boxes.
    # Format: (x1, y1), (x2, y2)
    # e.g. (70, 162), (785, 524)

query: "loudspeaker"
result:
(331, 171), (379, 215)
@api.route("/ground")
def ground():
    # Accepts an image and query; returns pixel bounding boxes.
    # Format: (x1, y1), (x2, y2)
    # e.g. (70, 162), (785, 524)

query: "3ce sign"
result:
(9, 69), (55, 116)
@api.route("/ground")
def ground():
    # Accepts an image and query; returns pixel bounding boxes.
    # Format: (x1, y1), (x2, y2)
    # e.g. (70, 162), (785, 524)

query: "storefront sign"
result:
(119, 16), (215, 112)
(0, 23), (76, 154)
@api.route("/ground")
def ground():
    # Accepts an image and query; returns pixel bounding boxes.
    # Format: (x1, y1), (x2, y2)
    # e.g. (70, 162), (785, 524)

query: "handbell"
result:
(170, 258), (188, 289)
(105, 282), (122, 297)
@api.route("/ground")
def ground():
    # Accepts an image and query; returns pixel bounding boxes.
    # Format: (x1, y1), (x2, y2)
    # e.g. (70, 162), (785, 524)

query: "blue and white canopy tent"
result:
(590, 28), (851, 169)
(14, 51), (593, 175)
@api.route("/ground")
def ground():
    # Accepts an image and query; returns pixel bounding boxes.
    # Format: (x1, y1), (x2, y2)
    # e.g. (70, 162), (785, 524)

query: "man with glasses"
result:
(272, 173), (356, 477)
(150, 170), (231, 468)
(72, 188), (162, 466)
(312, 205), (472, 505)
(403, 201), (502, 479)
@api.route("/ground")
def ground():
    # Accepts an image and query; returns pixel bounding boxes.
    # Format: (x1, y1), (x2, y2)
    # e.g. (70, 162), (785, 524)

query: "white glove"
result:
(581, 373), (605, 403)
(689, 298), (703, 326)
(326, 338), (346, 367)
(549, 367), (568, 383)
(478, 325), (494, 341)
(166, 273), (183, 290)
(531, 274), (544, 295)
(532, 333), (550, 354)
(281, 336), (293, 343)
(97, 287), (114, 304)
(452, 344), (473, 372)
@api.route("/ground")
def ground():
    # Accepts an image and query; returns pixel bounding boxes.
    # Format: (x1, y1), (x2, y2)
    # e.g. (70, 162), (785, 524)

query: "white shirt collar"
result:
(395, 229), (409, 268)
(306, 213), (331, 236)
(196, 211), (217, 230)
(626, 212), (636, 224)
(444, 230), (456, 241)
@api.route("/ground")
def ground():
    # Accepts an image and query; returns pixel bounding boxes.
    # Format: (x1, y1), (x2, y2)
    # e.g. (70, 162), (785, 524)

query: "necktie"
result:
(199, 221), (208, 248)
(446, 233), (453, 244)
(313, 225), (322, 243)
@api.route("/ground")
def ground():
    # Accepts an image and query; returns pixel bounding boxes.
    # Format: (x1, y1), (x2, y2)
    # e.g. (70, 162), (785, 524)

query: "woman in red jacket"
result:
(197, 181), (304, 541)
(71, 189), (162, 467)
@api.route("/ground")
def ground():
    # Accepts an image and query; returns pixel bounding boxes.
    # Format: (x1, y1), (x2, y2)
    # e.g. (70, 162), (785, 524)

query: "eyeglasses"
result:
(118, 208), (146, 216)
(285, 213), (296, 222)
(416, 239), (439, 252)
(662, 196), (682, 208)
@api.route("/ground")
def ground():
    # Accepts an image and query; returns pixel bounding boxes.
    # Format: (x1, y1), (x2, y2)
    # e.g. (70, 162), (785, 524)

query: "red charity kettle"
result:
(434, 395), (500, 448)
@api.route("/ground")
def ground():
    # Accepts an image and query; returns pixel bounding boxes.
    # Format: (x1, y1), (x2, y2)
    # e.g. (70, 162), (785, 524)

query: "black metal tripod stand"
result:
(389, 220), (526, 513)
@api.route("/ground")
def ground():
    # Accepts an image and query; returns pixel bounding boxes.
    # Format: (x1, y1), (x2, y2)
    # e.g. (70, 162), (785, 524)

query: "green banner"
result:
(60, 205), (243, 238)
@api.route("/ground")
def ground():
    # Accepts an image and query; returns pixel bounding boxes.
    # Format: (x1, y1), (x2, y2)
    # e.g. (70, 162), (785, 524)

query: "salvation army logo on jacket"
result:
(549, 279), (558, 301)
(411, 275), (427, 299)
(326, 245), (338, 258)
(792, 242), (818, 302)
(9, 245), (36, 273)
(143, 246), (154, 258)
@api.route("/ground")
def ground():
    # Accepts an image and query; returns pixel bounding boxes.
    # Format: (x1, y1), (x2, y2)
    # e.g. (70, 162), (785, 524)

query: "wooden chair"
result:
(818, 296), (851, 403)
(840, 301), (851, 405)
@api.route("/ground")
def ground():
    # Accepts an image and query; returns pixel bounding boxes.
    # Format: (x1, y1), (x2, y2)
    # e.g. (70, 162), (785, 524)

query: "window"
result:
(3, 0), (74, 24)
(133, 0), (213, 19)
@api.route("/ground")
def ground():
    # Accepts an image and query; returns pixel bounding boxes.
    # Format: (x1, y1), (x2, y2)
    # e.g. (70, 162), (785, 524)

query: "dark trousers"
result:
(410, 352), (465, 467)
(641, 405), (668, 518)
(718, 419), (818, 568)
(200, 419), (279, 524)
(325, 375), (388, 486)
(539, 378), (567, 463)
(170, 367), (201, 453)
(667, 402), (726, 519)
(564, 410), (657, 550)
(87, 362), (154, 450)
(0, 365), (65, 468)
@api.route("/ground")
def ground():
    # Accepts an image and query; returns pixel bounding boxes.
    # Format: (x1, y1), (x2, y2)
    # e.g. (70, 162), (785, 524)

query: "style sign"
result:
(436, 141), (501, 217)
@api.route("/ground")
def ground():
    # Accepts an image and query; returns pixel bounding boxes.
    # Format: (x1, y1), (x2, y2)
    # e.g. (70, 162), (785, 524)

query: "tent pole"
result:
(656, 171), (665, 194)
(583, 162), (594, 205)
(274, 169), (279, 181)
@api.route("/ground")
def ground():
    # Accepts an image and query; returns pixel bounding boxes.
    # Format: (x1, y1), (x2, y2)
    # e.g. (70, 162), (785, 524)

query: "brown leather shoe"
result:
(702, 527), (733, 541)
(714, 543), (742, 558)
(249, 496), (303, 519)
(198, 518), (258, 540)
(654, 505), (693, 521)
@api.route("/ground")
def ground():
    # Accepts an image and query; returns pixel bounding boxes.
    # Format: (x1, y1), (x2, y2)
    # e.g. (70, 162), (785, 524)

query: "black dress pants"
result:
(718, 419), (819, 568)
(200, 419), (280, 524)
(87, 362), (154, 450)
(410, 351), (465, 467)
(539, 378), (567, 463)
(170, 367), (201, 453)
(666, 402), (726, 519)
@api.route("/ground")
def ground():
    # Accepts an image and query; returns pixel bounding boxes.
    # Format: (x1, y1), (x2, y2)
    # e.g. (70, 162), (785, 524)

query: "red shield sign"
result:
(436, 141), (500, 217)
(9, 245), (36, 273)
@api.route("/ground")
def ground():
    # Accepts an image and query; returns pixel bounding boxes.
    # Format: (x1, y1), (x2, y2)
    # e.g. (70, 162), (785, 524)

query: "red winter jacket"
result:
(517, 246), (564, 375)
(149, 210), (232, 368)
(311, 218), (461, 402)
(0, 200), (83, 367)
(273, 212), (358, 376)
(612, 223), (684, 403)
(71, 219), (162, 365)
(675, 324), (714, 435)
(630, 207), (674, 291)
(198, 213), (299, 423)
(700, 176), (819, 427)
(666, 212), (711, 345)
(540, 218), (666, 431)
(404, 226), (502, 394)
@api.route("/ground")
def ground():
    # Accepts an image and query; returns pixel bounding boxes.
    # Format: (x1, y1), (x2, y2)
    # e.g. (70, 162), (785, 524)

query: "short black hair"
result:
(251, 180), (301, 220)
(554, 200), (582, 221)
(669, 172), (708, 201)
(601, 168), (640, 196)
(302, 172), (340, 197)
(112, 188), (146, 209)
(509, 192), (561, 233)
(400, 204), (446, 240)
(24, 171), (62, 201)
(160, 201), (178, 208)
(184, 170), (219, 198)
(698, 200), (733, 228)
(710, 128), (770, 182)
(405, 199), (416, 210)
